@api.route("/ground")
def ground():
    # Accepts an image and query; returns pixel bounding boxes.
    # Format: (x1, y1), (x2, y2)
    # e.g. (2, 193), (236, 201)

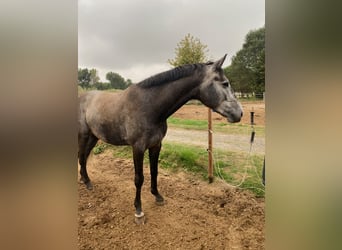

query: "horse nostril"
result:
(241, 112), (243, 117)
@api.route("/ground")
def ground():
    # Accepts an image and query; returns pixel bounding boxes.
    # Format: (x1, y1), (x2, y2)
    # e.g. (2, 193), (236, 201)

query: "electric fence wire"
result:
(212, 126), (265, 193)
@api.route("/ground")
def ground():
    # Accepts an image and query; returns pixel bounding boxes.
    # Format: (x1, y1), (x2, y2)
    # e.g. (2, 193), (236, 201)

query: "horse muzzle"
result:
(215, 101), (243, 123)
(226, 111), (243, 123)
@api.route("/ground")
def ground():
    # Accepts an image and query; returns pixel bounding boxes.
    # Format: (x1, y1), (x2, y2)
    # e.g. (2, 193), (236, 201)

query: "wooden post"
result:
(208, 108), (214, 183)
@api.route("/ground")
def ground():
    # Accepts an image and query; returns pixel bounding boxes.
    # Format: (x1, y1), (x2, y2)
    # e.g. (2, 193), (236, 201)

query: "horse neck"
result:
(149, 77), (201, 121)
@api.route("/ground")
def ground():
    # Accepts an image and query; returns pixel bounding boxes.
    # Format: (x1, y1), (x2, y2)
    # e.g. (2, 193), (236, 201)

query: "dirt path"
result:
(165, 128), (265, 155)
(78, 151), (265, 250)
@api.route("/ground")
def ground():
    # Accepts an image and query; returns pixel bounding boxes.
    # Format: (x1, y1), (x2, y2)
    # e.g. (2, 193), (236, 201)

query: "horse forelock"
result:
(137, 63), (204, 88)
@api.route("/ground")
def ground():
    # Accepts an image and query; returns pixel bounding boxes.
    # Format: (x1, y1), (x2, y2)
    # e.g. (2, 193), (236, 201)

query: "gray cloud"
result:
(79, 0), (264, 82)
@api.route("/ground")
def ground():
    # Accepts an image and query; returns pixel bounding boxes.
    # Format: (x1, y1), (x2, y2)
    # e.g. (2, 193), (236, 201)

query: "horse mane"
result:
(137, 63), (210, 88)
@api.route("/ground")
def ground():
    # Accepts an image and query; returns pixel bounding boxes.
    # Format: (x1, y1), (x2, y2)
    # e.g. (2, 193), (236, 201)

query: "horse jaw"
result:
(214, 101), (243, 123)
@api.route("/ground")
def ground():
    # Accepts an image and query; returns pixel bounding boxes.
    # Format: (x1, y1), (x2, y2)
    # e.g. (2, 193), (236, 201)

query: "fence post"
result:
(208, 108), (213, 183)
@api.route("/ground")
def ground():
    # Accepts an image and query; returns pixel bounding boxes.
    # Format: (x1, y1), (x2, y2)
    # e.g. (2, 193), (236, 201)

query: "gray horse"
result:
(78, 55), (243, 223)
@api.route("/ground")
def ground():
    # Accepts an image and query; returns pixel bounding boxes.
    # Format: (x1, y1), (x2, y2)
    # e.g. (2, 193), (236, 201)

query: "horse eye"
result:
(214, 76), (219, 81)
(222, 81), (229, 87)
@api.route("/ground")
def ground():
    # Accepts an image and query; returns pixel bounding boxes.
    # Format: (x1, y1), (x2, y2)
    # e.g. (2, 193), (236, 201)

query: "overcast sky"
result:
(78, 0), (264, 83)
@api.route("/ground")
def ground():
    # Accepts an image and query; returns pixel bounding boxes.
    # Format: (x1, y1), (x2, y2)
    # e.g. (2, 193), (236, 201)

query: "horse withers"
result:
(78, 54), (243, 224)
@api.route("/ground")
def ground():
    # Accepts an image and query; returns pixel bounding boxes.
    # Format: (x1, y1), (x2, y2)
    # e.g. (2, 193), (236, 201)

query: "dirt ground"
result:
(165, 128), (265, 155)
(78, 153), (265, 249)
(78, 100), (265, 249)
(173, 101), (265, 126)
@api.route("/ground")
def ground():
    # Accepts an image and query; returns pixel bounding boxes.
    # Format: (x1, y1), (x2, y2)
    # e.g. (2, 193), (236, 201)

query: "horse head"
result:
(198, 54), (243, 123)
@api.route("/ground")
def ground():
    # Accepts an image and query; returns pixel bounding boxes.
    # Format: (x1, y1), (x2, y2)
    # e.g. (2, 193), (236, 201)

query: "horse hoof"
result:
(86, 182), (93, 190)
(155, 199), (165, 206)
(134, 212), (145, 225)
(155, 195), (165, 206)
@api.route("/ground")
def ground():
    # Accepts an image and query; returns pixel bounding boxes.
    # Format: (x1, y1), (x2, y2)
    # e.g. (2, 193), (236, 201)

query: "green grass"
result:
(167, 117), (208, 130)
(93, 143), (109, 155)
(167, 117), (265, 137)
(159, 143), (208, 174)
(212, 150), (265, 197)
(92, 141), (265, 197)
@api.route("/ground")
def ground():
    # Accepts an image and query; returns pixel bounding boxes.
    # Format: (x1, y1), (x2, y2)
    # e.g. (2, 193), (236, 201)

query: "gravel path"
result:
(164, 128), (265, 155)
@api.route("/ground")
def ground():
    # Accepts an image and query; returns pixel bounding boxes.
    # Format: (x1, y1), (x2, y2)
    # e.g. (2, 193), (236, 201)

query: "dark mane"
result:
(137, 63), (205, 88)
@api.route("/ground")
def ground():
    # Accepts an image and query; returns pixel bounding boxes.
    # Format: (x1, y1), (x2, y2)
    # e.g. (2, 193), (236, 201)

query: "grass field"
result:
(93, 142), (265, 197)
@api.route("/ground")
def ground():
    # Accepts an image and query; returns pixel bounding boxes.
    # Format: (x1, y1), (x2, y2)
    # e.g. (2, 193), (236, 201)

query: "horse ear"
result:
(212, 54), (227, 70)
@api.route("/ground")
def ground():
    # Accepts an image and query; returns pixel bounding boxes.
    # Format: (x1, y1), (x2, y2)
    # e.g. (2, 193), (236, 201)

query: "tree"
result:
(168, 33), (209, 67)
(224, 61), (254, 96)
(224, 26), (265, 97)
(89, 68), (100, 86)
(78, 68), (91, 89)
(93, 81), (111, 90)
(126, 79), (133, 87)
(106, 72), (127, 90)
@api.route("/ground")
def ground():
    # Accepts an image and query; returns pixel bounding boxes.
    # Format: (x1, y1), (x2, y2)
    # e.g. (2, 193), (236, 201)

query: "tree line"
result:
(224, 26), (265, 97)
(78, 68), (132, 90)
(79, 26), (265, 97)
(168, 27), (265, 98)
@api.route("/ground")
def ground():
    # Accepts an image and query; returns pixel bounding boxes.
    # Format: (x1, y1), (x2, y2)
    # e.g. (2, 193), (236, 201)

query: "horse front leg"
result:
(149, 143), (164, 205)
(132, 146), (145, 224)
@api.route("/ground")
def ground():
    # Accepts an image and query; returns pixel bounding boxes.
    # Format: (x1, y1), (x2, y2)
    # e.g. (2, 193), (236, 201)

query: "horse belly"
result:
(92, 122), (129, 146)
(103, 135), (128, 146)
(101, 126), (128, 145)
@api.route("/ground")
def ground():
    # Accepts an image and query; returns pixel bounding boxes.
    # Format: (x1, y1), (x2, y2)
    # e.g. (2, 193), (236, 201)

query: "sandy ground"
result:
(78, 151), (265, 250)
(165, 128), (265, 155)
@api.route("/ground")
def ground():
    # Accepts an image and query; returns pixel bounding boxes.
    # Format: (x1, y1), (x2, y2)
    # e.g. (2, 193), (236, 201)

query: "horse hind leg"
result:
(78, 133), (98, 190)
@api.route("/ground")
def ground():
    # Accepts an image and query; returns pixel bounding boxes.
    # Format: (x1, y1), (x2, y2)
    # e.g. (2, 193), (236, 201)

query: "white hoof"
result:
(134, 212), (145, 225)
